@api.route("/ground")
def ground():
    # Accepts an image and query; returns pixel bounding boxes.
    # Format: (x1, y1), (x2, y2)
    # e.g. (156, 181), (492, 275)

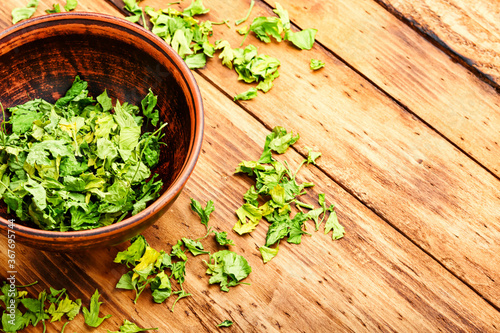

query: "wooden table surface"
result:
(1, 0), (500, 332)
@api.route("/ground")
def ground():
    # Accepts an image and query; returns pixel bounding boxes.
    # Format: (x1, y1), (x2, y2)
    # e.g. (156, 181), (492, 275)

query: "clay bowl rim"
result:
(0, 12), (204, 242)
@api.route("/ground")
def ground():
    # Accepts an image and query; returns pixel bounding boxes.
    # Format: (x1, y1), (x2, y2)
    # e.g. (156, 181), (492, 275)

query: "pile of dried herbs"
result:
(0, 76), (166, 231)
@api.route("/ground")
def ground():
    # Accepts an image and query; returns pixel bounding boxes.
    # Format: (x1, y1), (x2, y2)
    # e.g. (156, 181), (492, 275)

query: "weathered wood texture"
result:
(374, 0), (500, 87)
(0, 0), (500, 332)
(128, 0), (500, 308)
(2, 73), (500, 332)
(261, 0), (500, 178)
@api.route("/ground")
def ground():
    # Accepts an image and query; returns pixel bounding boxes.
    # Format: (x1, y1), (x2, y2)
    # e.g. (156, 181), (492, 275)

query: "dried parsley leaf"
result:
(183, 0), (210, 17)
(325, 208), (344, 240)
(107, 319), (158, 333)
(108, 319), (158, 333)
(213, 231), (235, 246)
(310, 59), (325, 70)
(259, 245), (279, 263)
(286, 28), (318, 50)
(204, 250), (251, 292)
(235, 0), (254, 26)
(182, 237), (210, 256)
(11, 0), (39, 24)
(190, 198), (215, 230)
(64, 0), (78, 12)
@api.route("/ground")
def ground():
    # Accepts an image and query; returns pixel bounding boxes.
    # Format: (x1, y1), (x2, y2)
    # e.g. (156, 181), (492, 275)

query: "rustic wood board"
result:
(2, 73), (500, 332)
(0, 0), (499, 332)
(113, 0), (500, 308)
(374, 0), (500, 86)
(259, 0), (500, 177)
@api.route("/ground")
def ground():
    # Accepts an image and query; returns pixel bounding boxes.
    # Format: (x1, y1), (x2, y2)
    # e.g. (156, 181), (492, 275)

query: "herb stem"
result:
(212, 20), (231, 28)
(235, 0), (255, 26)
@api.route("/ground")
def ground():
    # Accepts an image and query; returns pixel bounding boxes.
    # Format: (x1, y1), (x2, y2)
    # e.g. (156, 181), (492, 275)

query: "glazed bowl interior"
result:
(0, 13), (203, 251)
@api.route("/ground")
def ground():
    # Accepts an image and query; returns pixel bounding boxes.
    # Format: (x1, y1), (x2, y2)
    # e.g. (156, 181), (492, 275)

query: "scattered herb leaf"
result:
(235, 0), (255, 26)
(204, 250), (252, 292)
(107, 319), (158, 333)
(64, 0), (78, 12)
(190, 198), (215, 231)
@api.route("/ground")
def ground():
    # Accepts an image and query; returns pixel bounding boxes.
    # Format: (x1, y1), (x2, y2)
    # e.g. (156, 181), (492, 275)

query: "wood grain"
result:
(2, 73), (500, 332)
(258, 0), (500, 179)
(150, 0), (500, 308)
(374, 0), (500, 86)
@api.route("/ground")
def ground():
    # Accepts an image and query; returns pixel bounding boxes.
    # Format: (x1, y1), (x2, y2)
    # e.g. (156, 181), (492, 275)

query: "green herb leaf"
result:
(213, 231), (235, 246)
(47, 295), (81, 322)
(45, 4), (61, 14)
(235, 0), (254, 26)
(183, 0), (210, 17)
(286, 28), (317, 50)
(171, 240), (188, 261)
(215, 40), (234, 70)
(234, 203), (262, 235)
(64, 0), (78, 11)
(171, 289), (191, 312)
(324, 209), (344, 240)
(205, 250), (252, 292)
(97, 89), (113, 112)
(12, 0), (39, 24)
(248, 16), (283, 43)
(310, 59), (325, 70)
(114, 235), (148, 267)
(306, 147), (322, 164)
(259, 126), (299, 163)
(190, 198), (215, 230)
(141, 89), (159, 126)
(82, 289), (112, 328)
(150, 271), (172, 304)
(273, 3), (290, 30)
(184, 53), (207, 69)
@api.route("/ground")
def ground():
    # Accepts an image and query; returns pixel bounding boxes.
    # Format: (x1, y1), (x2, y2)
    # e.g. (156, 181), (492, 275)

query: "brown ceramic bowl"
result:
(0, 13), (203, 251)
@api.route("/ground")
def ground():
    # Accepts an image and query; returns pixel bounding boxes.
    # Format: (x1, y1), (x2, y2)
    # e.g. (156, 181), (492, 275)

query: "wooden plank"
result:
(1, 73), (500, 332)
(108, 0), (500, 308)
(258, 0), (500, 178)
(374, 0), (500, 87)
